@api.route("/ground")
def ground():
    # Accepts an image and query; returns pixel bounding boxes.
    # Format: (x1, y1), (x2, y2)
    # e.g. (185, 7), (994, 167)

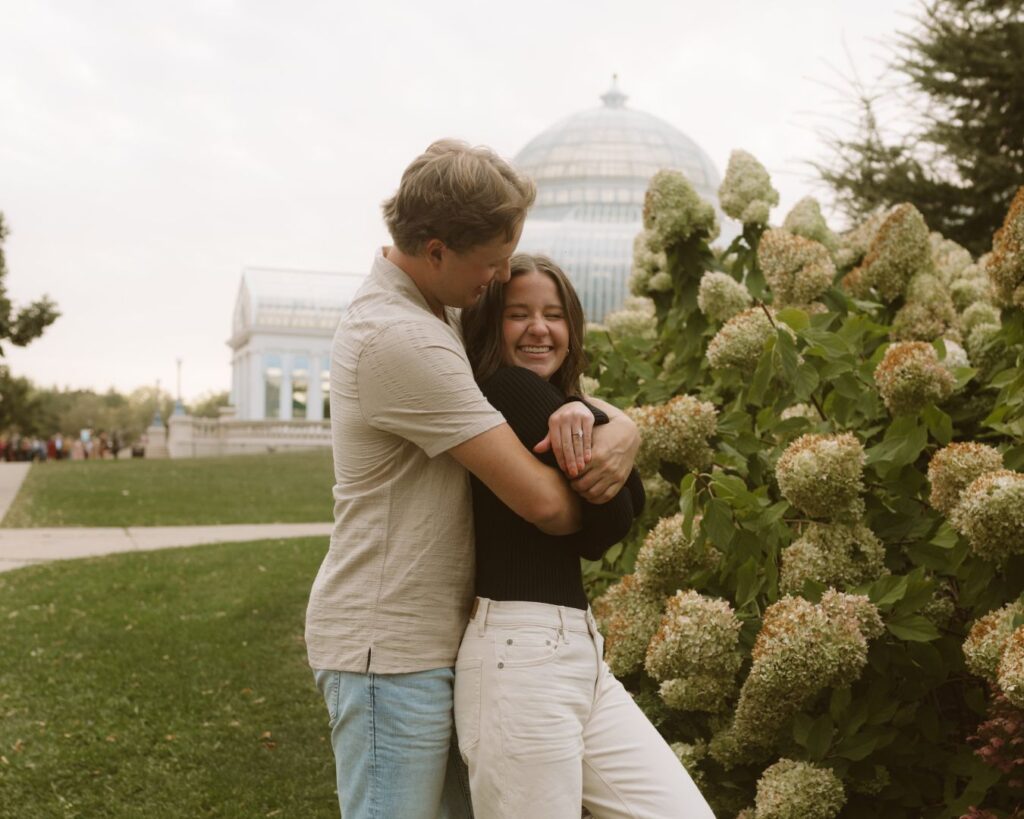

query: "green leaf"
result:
(886, 614), (941, 642)
(834, 731), (880, 761)
(830, 687), (852, 722)
(929, 522), (959, 550)
(735, 558), (760, 607)
(678, 474), (697, 537)
(778, 307), (810, 331)
(922, 405), (953, 445)
(805, 713), (833, 761)
(703, 498), (735, 548)
(867, 574), (909, 609)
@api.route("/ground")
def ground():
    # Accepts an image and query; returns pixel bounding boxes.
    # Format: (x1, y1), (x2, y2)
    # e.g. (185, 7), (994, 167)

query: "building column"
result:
(279, 354), (293, 421)
(308, 354), (323, 421)
(248, 351), (263, 420)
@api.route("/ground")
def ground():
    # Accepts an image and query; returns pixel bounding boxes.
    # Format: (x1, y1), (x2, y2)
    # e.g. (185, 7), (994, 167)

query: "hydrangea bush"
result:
(582, 163), (1024, 817)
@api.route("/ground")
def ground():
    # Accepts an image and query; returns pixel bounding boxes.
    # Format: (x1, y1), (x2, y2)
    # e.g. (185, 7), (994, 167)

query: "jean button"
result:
(497, 662), (504, 669)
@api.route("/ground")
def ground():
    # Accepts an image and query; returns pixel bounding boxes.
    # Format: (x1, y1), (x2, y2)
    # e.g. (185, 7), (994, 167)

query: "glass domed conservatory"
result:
(515, 78), (729, 321)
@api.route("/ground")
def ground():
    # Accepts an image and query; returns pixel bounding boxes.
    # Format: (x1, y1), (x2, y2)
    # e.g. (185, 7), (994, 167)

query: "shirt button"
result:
(507, 639), (513, 645)
(497, 662), (504, 669)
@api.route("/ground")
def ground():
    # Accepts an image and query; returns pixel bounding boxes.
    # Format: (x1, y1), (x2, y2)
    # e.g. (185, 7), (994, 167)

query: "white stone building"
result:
(228, 266), (364, 421)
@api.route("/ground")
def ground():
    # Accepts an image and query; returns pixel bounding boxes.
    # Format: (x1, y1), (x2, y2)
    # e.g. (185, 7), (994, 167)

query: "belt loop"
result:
(476, 597), (490, 637)
(557, 605), (569, 644)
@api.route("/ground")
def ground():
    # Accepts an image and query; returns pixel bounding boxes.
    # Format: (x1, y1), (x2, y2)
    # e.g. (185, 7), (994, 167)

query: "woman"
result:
(456, 254), (713, 819)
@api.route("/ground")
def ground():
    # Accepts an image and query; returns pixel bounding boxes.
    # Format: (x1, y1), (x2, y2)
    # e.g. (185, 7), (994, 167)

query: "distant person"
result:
(111, 430), (122, 459)
(54, 433), (64, 460)
(305, 140), (640, 819)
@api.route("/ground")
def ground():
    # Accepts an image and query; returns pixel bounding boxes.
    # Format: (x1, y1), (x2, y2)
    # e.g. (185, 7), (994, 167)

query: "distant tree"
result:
(0, 367), (49, 435)
(0, 212), (60, 356)
(818, 0), (1024, 256)
(189, 390), (231, 419)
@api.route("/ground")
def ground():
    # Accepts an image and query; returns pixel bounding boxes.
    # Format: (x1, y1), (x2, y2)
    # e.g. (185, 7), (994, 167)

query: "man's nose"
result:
(495, 260), (512, 283)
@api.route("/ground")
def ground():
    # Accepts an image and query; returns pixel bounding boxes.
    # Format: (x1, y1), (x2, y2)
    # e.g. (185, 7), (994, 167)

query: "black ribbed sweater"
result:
(471, 366), (645, 610)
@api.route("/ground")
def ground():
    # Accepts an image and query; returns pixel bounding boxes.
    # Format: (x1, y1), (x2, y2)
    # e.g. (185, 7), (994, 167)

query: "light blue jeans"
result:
(313, 667), (474, 819)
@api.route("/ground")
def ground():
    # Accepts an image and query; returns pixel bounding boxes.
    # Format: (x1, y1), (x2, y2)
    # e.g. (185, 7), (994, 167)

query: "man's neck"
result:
(383, 246), (446, 320)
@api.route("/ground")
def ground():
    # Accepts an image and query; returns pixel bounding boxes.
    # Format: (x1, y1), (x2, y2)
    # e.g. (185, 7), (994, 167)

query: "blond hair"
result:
(382, 139), (536, 255)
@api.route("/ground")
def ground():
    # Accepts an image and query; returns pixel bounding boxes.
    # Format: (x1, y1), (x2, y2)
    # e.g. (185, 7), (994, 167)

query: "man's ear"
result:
(424, 238), (446, 270)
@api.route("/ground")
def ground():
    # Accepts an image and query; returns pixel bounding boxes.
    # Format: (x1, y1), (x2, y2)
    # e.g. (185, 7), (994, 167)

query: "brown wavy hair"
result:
(462, 254), (587, 396)
(382, 139), (536, 254)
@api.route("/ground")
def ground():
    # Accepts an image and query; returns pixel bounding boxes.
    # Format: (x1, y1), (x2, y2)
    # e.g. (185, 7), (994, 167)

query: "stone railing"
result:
(166, 409), (331, 458)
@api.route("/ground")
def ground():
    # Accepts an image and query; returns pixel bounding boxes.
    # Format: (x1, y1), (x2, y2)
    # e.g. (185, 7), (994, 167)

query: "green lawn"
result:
(2, 450), (334, 528)
(0, 537), (338, 818)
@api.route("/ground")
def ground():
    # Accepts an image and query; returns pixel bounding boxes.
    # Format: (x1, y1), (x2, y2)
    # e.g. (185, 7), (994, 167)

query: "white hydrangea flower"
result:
(927, 442), (1003, 515)
(930, 233), (974, 283)
(873, 341), (956, 416)
(963, 599), (1024, 682)
(644, 169), (719, 247)
(782, 196), (838, 252)
(645, 591), (743, 712)
(758, 229), (836, 307)
(779, 522), (887, 596)
(706, 307), (777, 374)
(593, 574), (665, 677)
(710, 592), (882, 765)
(835, 209), (888, 270)
(951, 469), (1024, 564)
(605, 296), (657, 340)
(997, 627), (1024, 708)
(775, 433), (865, 521)
(718, 150), (779, 225)
(634, 514), (721, 594)
(856, 203), (932, 302)
(986, 187), (1024, 307)
(890, 274), (960, 343)
(626, 395), (717, 474)
(698, 271), (753, 323)
(961, 302), (1001, 335)
(754, 758), (846, 819)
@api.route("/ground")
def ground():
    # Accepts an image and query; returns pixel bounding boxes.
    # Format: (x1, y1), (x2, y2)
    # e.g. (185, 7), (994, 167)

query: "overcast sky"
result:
(1, 0), (919, 401)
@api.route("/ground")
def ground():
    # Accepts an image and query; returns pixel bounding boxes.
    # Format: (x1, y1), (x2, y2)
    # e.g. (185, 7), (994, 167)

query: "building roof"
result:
(514, 76), (723, 222)
(230, 266), (364, 348)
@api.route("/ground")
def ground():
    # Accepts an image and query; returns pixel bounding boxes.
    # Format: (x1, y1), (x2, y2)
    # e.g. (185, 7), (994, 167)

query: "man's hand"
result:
(533, 402), (595, 479)
(570, 402), (640, 503)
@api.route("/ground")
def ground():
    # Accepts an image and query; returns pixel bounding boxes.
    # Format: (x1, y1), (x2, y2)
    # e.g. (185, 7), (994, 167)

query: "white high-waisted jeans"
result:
(453, 597), (714, 819)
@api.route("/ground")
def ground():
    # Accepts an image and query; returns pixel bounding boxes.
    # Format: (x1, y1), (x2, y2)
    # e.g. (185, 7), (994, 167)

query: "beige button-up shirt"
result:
(305, 250), (505, 674)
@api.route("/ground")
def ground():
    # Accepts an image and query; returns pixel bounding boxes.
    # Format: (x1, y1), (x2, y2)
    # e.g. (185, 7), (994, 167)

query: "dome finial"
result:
(600, 74), (627, 109)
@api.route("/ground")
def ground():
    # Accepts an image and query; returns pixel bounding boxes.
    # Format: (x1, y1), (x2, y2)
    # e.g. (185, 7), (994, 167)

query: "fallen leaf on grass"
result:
(12, 739), (24, 753)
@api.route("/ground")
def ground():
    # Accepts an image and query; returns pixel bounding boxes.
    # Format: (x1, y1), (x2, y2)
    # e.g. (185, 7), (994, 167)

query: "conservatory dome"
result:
(514, 77), (730, 320)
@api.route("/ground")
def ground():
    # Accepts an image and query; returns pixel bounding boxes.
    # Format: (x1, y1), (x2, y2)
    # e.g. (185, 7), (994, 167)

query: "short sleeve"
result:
(357, 321), (505, 457)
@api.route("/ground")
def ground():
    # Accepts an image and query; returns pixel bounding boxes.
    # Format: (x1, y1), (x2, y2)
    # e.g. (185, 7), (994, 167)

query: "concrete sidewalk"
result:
(0, 462), (31, 522)
(0, 521), (333, 574)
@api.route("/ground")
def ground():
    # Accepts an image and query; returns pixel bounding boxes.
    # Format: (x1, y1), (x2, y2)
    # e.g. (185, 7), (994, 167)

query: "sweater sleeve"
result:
(478, 367), (642, 561)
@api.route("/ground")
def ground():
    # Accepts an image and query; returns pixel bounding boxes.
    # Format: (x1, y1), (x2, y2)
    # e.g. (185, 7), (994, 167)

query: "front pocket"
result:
(453, 658), (482, 753)
(494, 626), (561, 668)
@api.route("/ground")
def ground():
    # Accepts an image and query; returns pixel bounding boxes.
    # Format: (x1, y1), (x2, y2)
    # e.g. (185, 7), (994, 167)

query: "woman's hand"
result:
(532, 402), (594, 479)
(569, 404), (640, 504)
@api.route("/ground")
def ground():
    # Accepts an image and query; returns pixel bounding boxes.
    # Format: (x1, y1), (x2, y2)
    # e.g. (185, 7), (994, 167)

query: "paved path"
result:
(0, 462), (31, 522)
(0, 522), (333, 574)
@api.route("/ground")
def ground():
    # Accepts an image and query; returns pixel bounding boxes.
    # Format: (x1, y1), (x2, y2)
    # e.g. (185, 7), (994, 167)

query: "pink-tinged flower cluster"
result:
(873, 341), (955, 416)
(986, 186), (1024, 308)
(779, 521), (887, 595)
(758, 229), (835, 308)
(855, 203), (932, 302)
(710, 592), (883, 765)
(775, 433), (865, 521)
(634, 514), (721, 595)
(626, 394), (718, 474)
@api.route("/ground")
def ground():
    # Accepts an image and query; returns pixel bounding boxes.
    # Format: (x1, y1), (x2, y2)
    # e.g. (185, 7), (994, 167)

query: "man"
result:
(305, 140), (640, 819)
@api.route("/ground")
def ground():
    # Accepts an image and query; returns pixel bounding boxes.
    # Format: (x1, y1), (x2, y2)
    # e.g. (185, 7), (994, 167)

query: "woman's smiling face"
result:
(500, 269), (570, 381)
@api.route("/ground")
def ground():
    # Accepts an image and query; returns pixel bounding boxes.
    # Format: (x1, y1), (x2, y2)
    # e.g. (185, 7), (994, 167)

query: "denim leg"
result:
(314, 667), (474, 819)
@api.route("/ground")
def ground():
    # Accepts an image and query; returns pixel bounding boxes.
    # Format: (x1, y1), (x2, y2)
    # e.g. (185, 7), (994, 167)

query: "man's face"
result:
(434, 224), (523, 309)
